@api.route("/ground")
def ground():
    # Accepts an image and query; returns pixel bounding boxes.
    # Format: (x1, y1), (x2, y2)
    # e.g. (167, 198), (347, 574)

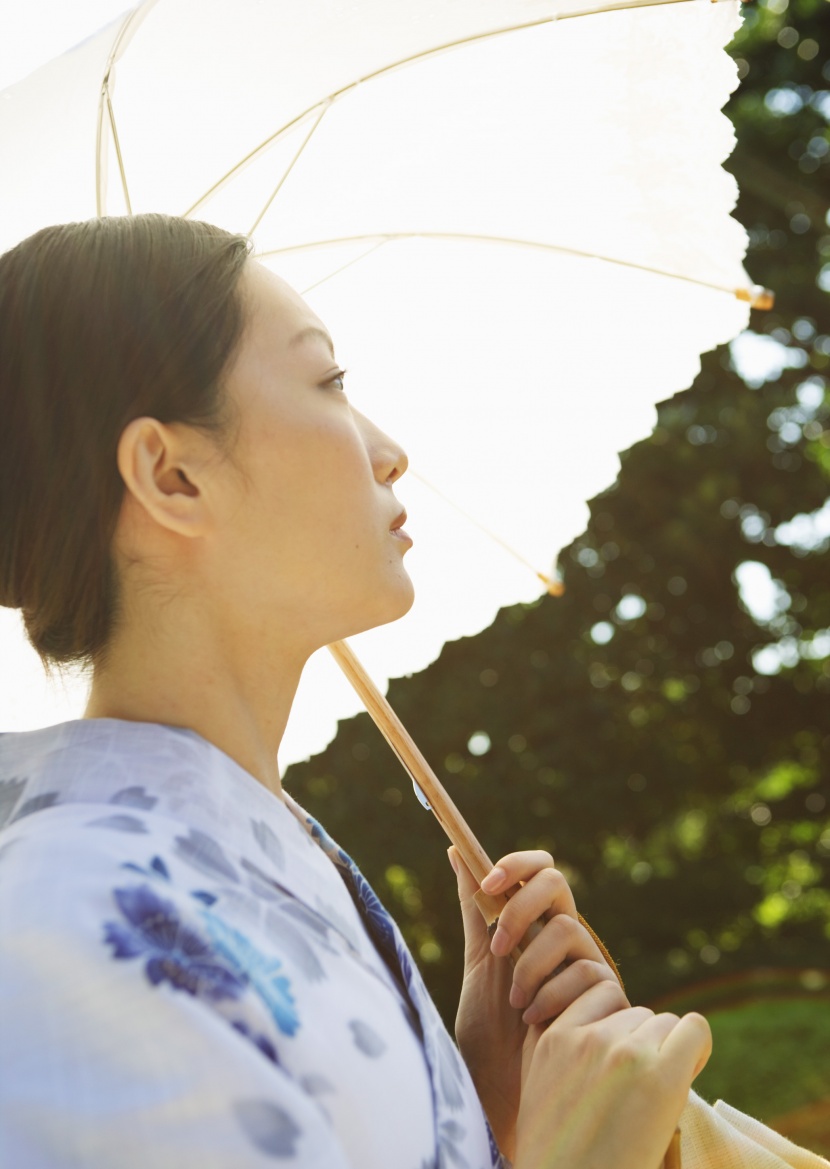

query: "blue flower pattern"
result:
(104, 883), (248, 1003)
(200, 908), (299, 1037)
(0, 722), (501, 1168)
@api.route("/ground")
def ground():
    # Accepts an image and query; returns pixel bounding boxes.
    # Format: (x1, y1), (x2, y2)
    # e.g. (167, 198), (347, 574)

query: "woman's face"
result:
(210, 259), (413, 653)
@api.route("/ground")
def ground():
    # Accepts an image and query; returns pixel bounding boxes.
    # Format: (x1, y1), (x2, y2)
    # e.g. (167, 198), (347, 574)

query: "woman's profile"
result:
(0, 214), (805, 1169)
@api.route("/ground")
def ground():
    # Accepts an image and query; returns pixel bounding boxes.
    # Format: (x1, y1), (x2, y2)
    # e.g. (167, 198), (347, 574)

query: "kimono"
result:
(0, 718), (501, 1169)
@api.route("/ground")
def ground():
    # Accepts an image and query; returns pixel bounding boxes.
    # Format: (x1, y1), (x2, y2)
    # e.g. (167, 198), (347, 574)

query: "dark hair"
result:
(0, 213), (252, 668)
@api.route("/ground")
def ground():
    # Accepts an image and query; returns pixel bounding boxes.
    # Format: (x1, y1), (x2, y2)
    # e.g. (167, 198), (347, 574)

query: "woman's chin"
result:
(340, 575), (415, 641)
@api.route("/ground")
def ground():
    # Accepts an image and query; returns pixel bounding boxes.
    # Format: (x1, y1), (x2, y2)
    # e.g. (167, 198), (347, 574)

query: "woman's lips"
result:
(390, 509), (412, 545)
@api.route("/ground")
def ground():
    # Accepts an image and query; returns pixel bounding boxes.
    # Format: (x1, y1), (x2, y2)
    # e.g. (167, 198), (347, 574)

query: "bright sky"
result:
(0, 1), (793, 764)
(0, 2), (131, 90)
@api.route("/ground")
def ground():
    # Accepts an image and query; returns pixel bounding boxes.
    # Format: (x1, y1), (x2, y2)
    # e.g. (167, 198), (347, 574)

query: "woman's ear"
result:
(116, 416), (212, 538)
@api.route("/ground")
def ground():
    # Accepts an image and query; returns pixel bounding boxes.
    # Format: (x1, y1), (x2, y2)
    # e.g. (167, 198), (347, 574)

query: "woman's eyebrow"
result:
(290, 325), (335, 357)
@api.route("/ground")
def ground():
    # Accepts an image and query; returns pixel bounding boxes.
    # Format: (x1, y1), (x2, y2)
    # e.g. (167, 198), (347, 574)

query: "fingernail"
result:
(522, 1005), (540, 1025)
(447, 848), (459, 875)
(509, 983), (527, 1009)
(490, 926), (510, 956)
(481, 866), (506, 893)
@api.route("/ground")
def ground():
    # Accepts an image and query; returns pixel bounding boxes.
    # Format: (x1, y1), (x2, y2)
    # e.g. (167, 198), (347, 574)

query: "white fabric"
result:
(678, 1092), (830, 1169)
(0, 0), (755, 764)
(0, 718), (497, 1168)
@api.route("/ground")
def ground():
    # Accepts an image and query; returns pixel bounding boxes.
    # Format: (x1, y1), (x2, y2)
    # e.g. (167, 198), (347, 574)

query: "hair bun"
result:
(0, 214), (250, 667)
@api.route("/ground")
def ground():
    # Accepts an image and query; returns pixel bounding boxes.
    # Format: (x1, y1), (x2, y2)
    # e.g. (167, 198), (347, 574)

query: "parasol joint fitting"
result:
(537, 572), (565, 596)
(736, 285), (775, 310)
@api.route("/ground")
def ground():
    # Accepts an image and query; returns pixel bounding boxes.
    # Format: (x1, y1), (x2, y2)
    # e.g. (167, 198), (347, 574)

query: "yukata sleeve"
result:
(0, 925), (355, 1169)
(0, 823), (355, 1169)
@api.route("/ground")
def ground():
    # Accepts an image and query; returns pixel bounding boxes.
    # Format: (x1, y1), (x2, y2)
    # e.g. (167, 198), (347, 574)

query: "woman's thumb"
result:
(448, 846), (493, 961)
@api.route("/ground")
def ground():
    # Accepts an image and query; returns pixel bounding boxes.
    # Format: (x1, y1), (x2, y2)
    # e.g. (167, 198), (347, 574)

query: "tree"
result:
(286, 0), (830, 1028)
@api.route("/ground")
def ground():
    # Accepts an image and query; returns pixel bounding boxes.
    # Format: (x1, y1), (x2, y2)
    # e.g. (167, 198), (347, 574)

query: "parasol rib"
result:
(409, 470), (564, 596)
(180, 0), (739, 221)
(258, 232), (774, 309)
(95, 0), (159, 216)
(247, 101), (333, 236)
(105, 91), (132, 215)
(300, 239), (390, 296)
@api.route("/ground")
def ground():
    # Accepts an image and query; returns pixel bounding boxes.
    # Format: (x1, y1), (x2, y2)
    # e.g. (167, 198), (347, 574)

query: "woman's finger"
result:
(480, 850), (555, 896)
(517, 956), (621, 1023)
(627, 1011), (681, 1049)
(490, 871), (578, 957)
(544, 975), (631, 1029)
(657, 1011), (713, 1082)
(507, 916), (604, 1004)
(448, 846), (497, 963)
(520, 978), (631, 1086)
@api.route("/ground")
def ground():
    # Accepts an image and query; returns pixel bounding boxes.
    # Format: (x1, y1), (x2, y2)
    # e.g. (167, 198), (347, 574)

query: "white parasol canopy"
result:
(0, 0), (760, 765)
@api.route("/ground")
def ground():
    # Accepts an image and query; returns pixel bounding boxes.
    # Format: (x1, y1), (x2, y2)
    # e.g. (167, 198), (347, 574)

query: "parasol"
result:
(0, 0), (767, 768)
(0, 8), (775, 1164)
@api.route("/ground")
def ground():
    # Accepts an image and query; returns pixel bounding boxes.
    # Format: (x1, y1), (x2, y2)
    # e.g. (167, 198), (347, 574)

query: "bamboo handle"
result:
(328, 640), (622, 978)
(327, 641), (683, 1166)
(664, 1130), (682, 1169)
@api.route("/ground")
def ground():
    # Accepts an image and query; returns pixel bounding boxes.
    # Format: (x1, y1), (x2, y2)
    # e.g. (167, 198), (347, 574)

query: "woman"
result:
(0, 215), (710, 1169)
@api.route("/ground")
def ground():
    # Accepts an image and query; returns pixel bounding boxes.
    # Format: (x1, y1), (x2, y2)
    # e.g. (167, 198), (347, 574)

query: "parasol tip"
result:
(735, 285), (775, 310)
(538, 572), (565, 596)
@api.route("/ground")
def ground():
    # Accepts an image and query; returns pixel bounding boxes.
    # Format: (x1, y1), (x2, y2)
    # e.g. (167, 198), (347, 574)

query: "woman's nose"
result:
(357, 411), (409, 485)
(384, 440), (409, 485)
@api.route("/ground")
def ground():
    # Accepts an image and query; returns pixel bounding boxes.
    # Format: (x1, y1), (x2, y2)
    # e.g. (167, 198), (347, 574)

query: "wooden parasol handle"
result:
(328, 639), (682, 1169)
(328, 640), (621, 975)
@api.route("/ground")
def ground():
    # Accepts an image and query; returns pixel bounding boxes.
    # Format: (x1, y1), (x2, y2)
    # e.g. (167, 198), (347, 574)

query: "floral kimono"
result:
(0, 719), (501, 1169)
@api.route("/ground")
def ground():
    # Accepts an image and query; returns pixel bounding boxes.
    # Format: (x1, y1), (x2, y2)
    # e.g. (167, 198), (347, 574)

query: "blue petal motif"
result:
(110, 786), (157, 810)
(433, 1026), (466, 1111)
(347, 1018), (387, 1058)
(191, 890), (218, 906)
(299, 1072), (333, 1097)
(437, 1118), (470, 1169)
(120, 855), (170, 880)
(233, 1098), (302, 1159)
(174, 828), (239, 883)
(11, 792), (59, 823)
(231, 1020), (280, 1066)
(279, 899), (331, 942)
(87, 814), (148, 834)
(241, 856), (282, 901)
(250, 819), (285, 871)
(263, 908), (326, 982)
(0, 777), (27, 829)
(103, 883), (247, 1003)
(150, 856), (170, 880)
(201, 910), (299, 1037)
(103, 920), (146, 960)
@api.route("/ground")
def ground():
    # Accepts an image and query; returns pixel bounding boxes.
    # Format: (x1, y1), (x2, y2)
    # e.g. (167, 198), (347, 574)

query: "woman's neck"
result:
(83, 592), (308, 801)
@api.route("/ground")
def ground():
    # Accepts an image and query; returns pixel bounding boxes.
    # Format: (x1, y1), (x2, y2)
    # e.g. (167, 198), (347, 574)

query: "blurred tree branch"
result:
(728, 153), (829, 225)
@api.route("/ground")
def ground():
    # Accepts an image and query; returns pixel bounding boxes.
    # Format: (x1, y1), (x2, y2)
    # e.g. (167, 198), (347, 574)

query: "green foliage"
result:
(286, 0), (830, 1040)
(695, 998), (830, 1124)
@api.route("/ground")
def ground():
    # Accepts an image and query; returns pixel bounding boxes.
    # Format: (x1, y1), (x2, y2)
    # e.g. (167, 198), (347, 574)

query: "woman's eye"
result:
(324, 369), (348, 393)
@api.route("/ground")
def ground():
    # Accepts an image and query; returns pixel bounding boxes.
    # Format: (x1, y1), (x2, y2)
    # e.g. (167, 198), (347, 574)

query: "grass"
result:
(693, 997), (830, 1123)
(648, 971), (830, 1158)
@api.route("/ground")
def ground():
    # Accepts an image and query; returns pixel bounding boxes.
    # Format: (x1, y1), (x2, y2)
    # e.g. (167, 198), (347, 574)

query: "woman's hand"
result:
(449, 846), (628, 1161)
(515, 982), (712, 1169)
